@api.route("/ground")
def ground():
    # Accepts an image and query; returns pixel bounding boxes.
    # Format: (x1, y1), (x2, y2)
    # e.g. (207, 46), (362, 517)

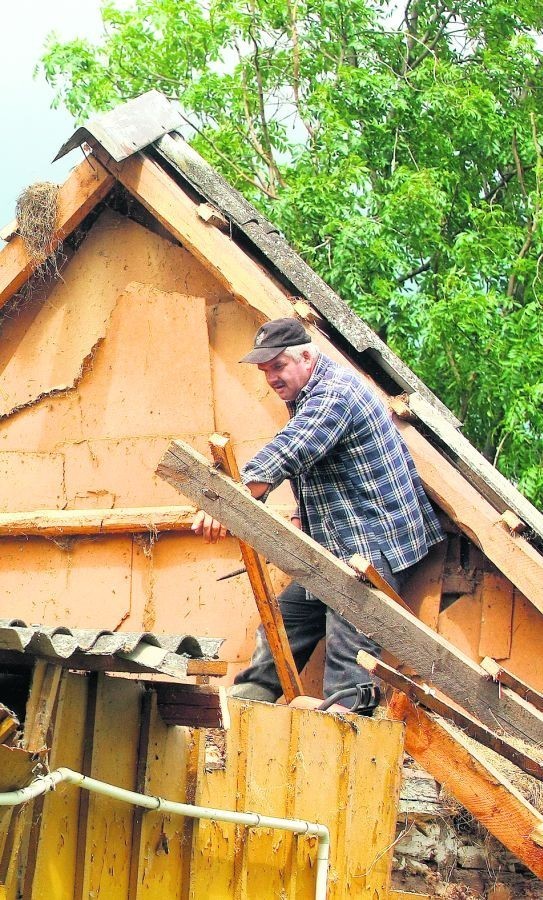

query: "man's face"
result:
(258, 350), (314, 402)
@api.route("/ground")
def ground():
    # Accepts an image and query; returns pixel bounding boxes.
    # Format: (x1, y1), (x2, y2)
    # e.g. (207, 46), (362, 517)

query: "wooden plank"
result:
(154, 682), (230, 729)
(479, 566), (514, 659)
(0, 505), (293, 537)
(79, 674), (141, 900)
(73, 673), (98, 900)
(406, 391), (543, 546)
(402, 541), (446, 629)
(348, 553), (412, 612)
(481, 658), (543, 713)
(156, 439), (543, 743)
(128, 689), (153, 900)
(358, 649), (543, 782)
(132, 691), (192, 899)
(209, 434), (303, 702)
(388, 691), (543, 879)
(31, 672), (88, 900)
(93, 148), (295, 323)
(394, 417), (543, 615)
(186, 659), (228, 677)
(0, 159), (114, 307)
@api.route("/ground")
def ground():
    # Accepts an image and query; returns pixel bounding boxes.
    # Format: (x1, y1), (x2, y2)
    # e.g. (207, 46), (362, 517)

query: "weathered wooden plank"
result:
(0, 159), (114, 307)
(407, 391), (543, 545)
(394, 417), (543, 615)
(209, 434), (302, 702)
(388, 691), (543, 879)
(358, 649), (543, 782)
(156, 439), (543, 743)
(481, 658), (543, 713)
(0, 504), (294, 538)
(479, 566), (514, 659)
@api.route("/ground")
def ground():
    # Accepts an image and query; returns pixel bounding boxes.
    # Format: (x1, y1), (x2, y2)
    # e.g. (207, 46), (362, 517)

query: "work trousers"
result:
(234, 556), (404, 701)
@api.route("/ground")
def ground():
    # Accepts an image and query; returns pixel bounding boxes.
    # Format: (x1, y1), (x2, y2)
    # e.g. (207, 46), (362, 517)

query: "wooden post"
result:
(208, 434), (303, 703)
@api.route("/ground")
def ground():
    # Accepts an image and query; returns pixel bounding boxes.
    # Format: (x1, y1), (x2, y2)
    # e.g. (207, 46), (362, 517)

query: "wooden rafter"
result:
(358, 649), (543, 782)
(0, 158), (114, 308)
(156, 439), (543, 743)
(388, 691), (543, 879)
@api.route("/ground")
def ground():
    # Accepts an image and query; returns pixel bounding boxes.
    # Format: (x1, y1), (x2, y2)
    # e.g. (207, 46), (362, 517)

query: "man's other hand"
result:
(191, 510), (227, 543)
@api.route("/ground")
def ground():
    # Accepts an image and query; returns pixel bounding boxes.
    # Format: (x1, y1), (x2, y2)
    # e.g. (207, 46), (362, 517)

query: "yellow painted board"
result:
(190, 703), (240, 899)
(131, 692), (195, 898)
(242, 703), (294, 900)
(344, 717), (405, 897)
(81, 674), (142, 900)
(31, 673), (89, 900)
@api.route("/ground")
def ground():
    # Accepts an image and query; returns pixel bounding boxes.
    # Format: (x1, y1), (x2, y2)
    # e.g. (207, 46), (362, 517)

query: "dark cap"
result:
(240, 318), (311, 364)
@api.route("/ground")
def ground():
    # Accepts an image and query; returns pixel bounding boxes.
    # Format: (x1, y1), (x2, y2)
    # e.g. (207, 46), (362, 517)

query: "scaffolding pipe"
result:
(0, 767), (330, 899)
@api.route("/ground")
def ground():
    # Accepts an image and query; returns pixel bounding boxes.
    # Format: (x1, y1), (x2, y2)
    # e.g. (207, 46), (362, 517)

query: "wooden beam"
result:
(0, 158), (114, 308)
(358, 649), (543, 782)
(388, 691), (543, 879)
(209, 434), (303, 703)
(0, 505), (293, 537)
(481, 658), (543, 713)
(156, 439), (543, 743)
(394, 417), (543, 615)
(153, 682), (230, 729)
(348, 553), (412, 612)
(92, 148), (295, 323)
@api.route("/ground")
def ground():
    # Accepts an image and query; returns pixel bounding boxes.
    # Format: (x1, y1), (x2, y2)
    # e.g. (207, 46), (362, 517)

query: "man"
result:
(193, 317), (444, 711)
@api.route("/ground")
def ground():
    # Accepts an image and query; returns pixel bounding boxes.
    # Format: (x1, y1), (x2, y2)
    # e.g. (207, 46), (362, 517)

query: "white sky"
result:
(0, 0), (105, 233)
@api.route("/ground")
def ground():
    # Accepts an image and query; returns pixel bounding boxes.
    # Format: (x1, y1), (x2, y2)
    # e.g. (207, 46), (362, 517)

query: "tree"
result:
(40, 0), (543, 509)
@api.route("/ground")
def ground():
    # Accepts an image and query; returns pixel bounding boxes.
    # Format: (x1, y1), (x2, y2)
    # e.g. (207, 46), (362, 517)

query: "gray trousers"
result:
(234, 556), (405, 701)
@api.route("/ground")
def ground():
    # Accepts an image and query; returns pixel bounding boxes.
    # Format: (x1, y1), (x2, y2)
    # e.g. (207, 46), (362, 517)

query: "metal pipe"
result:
(0, 767), (330, 899)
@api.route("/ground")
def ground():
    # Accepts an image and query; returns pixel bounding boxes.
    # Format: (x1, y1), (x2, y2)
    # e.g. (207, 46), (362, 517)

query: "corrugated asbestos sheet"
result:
(0, 620), (222, 679)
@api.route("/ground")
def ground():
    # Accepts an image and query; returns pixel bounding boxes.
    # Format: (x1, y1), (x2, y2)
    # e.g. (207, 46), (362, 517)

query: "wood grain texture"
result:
(388, 691), (543, 880)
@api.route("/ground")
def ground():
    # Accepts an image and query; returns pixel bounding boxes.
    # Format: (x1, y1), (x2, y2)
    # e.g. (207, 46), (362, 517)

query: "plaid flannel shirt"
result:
(242, 353), (444, 572)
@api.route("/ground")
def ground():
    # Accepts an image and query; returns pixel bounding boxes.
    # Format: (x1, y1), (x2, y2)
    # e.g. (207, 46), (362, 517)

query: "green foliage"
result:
(39, 0), (543, 510)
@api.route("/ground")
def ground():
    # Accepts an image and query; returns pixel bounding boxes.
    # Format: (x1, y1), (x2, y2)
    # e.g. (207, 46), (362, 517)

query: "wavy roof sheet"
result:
(0, 620), (223, 680)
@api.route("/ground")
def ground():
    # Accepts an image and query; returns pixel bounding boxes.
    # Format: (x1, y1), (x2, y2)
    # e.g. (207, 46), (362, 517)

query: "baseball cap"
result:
(240, 318), (311, 364)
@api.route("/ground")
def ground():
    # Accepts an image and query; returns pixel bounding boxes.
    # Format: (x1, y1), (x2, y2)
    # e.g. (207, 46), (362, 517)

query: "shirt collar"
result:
(287, 352), (330, 413)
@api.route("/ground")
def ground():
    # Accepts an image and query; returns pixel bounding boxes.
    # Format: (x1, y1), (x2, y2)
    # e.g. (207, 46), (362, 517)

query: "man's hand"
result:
(191, 510), (227, 543)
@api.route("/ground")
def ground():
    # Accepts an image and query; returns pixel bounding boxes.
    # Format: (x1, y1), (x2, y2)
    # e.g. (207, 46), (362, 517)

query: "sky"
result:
(0, 0), (106, 233)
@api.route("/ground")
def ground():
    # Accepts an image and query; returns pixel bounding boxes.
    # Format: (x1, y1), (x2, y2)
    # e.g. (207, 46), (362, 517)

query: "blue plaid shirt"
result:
(242, 353), (444, 572)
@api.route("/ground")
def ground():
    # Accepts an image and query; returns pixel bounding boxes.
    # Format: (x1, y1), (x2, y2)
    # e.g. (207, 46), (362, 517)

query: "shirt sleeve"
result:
(241, 389), (352, 489)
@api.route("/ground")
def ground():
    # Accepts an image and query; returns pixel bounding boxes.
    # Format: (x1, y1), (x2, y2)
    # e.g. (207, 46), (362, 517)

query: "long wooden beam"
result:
(357, 650), (543, 782)
(0, 158), (114, 308)
(156, 439), (543, 743)
(0, 505), (294, 537)
(388, 691), (543, 880)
